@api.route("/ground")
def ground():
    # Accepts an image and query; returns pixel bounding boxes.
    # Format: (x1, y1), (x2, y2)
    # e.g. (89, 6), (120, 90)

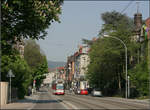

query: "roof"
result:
(145, 17), (150, 28)
(57, 67), (64, 70)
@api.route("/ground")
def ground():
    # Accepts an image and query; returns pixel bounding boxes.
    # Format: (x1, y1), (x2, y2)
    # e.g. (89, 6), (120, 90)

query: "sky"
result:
(37, 0), (149, 62)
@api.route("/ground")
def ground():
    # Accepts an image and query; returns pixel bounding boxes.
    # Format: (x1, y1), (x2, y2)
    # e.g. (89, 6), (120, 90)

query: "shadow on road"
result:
(16, 96), (62, 104)
(38, 89), (47, 93)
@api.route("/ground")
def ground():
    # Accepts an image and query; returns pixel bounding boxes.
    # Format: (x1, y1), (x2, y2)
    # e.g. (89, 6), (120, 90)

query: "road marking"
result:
(47, 88), (78, 109)
(27, 94), (39, 110)
(62, 100), (78, 109)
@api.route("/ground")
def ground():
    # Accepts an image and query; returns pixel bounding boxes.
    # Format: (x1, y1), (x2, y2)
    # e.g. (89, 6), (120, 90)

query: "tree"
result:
(1, 54), (32, 99)
(1, 0), (63, 40)
(33, 56), (48, 89)
(24, 40), (48, 89)
(128, 61), (149, 98)
(1, 0), (63, 55)
(86, 11), (138, 96)
(86, 11), (149, 98)
(99, 11), (134, 36)
(1, 0), (63, 98)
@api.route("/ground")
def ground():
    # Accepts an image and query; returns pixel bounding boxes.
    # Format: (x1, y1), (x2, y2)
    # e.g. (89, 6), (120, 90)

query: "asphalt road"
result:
(31, 87), (66, 109)
(30, 87), (149, 109)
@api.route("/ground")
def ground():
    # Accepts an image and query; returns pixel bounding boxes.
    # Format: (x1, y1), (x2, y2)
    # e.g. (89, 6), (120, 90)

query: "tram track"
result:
(63, 95), (111, 109)
(65, 94), (148, 109)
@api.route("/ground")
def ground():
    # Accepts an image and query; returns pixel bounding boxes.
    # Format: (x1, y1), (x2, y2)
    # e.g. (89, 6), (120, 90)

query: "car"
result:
(91, 89), (102, 97)
(80, 89), (88, 95)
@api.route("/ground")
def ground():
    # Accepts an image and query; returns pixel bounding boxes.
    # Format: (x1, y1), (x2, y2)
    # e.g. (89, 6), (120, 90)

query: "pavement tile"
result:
(1, 94), (38, 109)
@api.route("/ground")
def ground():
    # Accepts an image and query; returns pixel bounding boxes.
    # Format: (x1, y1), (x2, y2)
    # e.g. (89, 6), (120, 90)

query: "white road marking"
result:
(27, 94), (39, 110)
(47, 88), (78, 109)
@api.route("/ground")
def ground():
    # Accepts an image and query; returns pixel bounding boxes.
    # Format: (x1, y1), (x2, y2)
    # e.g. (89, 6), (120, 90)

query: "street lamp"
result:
(128, 76), (130, 98)
(103, 34), (128, 99)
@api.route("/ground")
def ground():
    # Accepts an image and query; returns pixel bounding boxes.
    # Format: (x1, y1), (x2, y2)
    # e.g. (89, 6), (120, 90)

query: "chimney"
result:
(134, 13), (142, 31)
(134, 2), (142, 35)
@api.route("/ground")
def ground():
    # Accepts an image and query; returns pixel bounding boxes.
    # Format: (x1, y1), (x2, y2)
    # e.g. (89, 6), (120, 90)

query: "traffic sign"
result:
(7, 69), (15, 77)
(6, 69), (15, 103)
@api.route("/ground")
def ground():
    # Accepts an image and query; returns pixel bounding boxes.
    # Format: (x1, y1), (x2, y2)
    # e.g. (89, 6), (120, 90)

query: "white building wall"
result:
(79, 54), (90, 76)
(43, 72), (55, 85)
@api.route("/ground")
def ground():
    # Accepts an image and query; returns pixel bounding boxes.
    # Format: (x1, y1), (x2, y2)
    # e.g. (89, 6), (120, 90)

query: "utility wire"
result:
(120, 0), (135, 14)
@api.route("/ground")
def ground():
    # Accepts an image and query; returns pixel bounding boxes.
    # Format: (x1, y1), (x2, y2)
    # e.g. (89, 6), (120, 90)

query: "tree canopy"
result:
(1, 0), (63, 55)
(1, 0), (63, 41)
(24, 40), (48, 89)
(1, 0), (63, 98)
(86, 11), (148, 97)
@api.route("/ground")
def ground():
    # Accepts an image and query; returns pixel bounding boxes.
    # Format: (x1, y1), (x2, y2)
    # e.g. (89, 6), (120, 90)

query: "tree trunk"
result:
(118, 72), (121, 93)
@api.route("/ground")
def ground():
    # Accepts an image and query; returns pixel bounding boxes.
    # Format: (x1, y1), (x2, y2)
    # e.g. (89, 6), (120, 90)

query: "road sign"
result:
(6, 69), (15, 103)
(7, 70), (15, 77)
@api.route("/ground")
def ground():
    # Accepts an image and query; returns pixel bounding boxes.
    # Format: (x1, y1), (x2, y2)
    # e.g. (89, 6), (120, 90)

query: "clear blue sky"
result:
(37, 0), (149, 62)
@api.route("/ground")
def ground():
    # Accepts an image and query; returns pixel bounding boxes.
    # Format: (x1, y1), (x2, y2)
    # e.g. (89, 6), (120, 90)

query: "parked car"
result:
(91, 89), (102, 97)
(80, 89), (88, 95)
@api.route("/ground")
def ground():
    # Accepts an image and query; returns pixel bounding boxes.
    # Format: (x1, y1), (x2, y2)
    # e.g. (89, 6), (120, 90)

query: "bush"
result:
(128, 61), (149, 98)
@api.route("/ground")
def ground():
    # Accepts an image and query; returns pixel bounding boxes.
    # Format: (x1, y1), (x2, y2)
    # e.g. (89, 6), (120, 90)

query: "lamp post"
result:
(128, 76), (130, 98)
(103, 35), (128, 99)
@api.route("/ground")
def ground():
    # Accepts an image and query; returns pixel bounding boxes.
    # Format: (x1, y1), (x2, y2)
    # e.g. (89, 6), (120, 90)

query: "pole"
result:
(147, 3), (150, 107)
(103, 35), (128, 99)
(32, 79), (35, 95)
(148, 38), (150, 108)
(125, 47), (128, 99)
(128, 76), (130, 98)
(10, 77), (11, 103)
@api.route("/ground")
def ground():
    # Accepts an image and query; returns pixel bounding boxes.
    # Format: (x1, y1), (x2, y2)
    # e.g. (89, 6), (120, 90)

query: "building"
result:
(77, 45), (90, 80)
(56, 67), (66, 80)
(43, 68), (55, 86)
(132, 11), (143, 42)
(65, 44), (90, 90)
(65, 55), (75, 89)
(144, 17), (150, 40)
(12, 37), (25, 58)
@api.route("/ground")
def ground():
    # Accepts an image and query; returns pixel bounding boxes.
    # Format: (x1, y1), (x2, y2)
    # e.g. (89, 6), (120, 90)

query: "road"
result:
(29, 88), (66, 109)
(31, 87), (149, 109)
(2, 86), (149, 109)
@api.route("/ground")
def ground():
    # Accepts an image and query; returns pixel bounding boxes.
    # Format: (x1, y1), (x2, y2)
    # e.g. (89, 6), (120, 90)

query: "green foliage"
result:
(99, 10), (134, 36)
(24, 40), (48, 89)
(87, 38), (126, 96)
(33, 56), (48, 89)
(1, 54), (32, 99)
(24, 40), (44, 68)
(1, 0), (63, 41)
(86, 11), (148, 98)
(1, 0), (63, 56)
(128, 61), (149, 98)
(86, 11), (142, 97)
(1, 0), (63, 99)
(82, 38), (94, 46)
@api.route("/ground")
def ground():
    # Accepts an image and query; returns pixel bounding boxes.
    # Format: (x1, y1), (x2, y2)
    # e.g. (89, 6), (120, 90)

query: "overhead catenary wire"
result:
(120, 0), (135, 14)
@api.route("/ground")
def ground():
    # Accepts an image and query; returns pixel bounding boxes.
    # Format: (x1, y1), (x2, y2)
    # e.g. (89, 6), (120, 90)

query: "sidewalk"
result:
(107, 97), (150, 104)
(1, 94), (39, 109)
